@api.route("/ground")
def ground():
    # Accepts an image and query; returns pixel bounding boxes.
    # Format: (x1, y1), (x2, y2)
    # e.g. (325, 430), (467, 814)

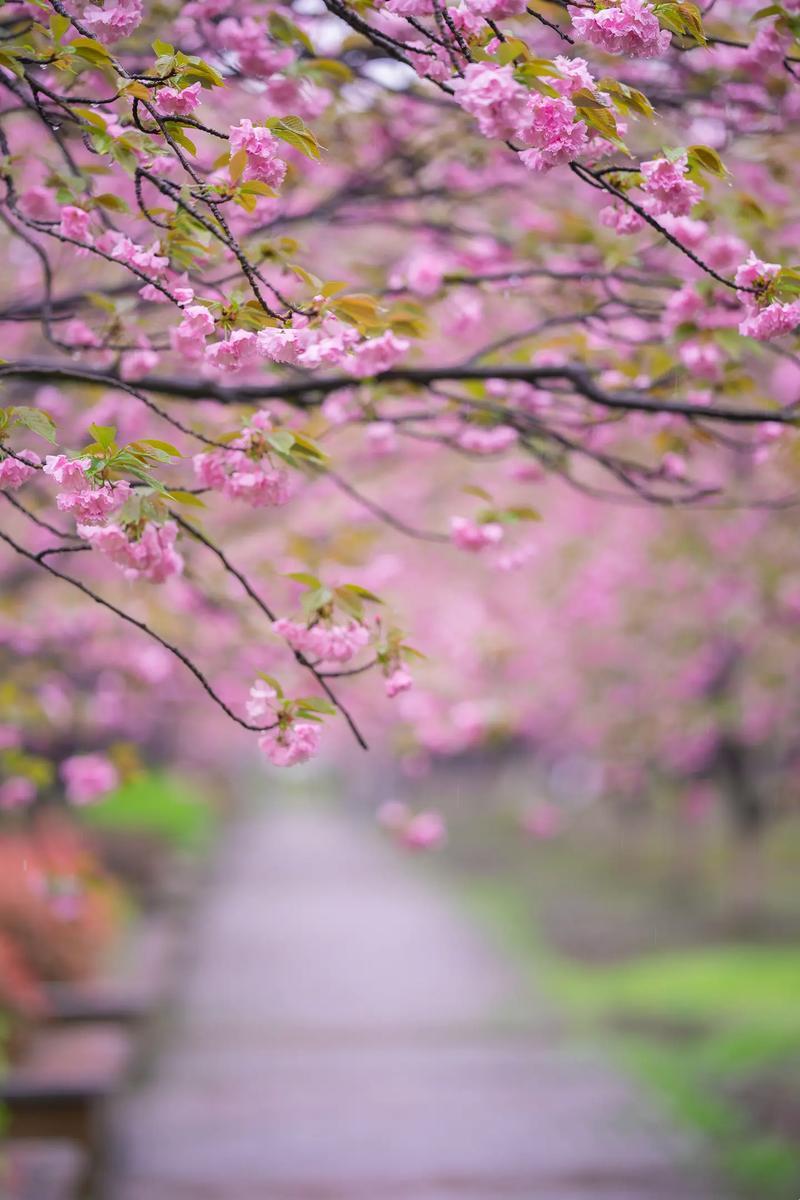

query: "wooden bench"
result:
(0, 1023), (133, 1152)
(0, 1139), (85, 1200)
(44, 916), (177, 1025)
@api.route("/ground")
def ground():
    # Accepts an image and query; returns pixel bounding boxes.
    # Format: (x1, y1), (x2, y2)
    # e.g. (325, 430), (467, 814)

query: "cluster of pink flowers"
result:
(517, 95), (589, 173)
(599, 202), (645, 236)
(60, 753), (119, 805)
(205, 330), (258, 372)
(171, 305), (216, 361)
(43, 455), (131, 524)
(273, 618), (370, 664)
(385, 666), (413, 698)
(0, 776), (36, 811)
(347, 330), (410, 378)
(377, 801), (446, 851)
(640, 155), (703, 218)
(0, 449), (40, 489)
(193, 413), (291, 508)
(194, 447), (291, 506)
(450, 515), (504, 552)
(246, 680), (321, 767)
(155, 83), (202, 115)
(734, 252), (800, 341)
(259, 721), (320, 767)
(258, 315), (358, 368)
(217, 16), (295, 78)
(569, 0), (671, 58)
(102, 232), (169, 279)
(463, 0), (526, 16)
(257, 316), (408, 377)
(60, 205), (93, 249)
(452, 63), (527, 140)
(19, 185), (59, 223)
(78, 520), (184, 583)
(80, 0), (143, 43)
(458, 425), (518, 454)
(452, 64), (589, 174)
(229, 119), (287, 188)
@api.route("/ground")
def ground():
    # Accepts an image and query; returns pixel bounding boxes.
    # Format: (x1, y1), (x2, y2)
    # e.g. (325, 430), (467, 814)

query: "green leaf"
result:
(268, 11), (314, 53)
(302, 586), (333, 613)
(687, 144), (728, 179)
(463, 484), (493, 502)
(266, 430), (296, 454)
(13, 406), (56, 444)
(229, 147), (248, 182)
(286, 572), (322, 587)
(266, 115), (324, 161)
(94, 192), (130, 212)
(338, 583), (382, 603)
(166, 489), (206, 507)
(49, 13), (71, 43)
(297, 57), (353, 82)
(290, 432), (328, 461)
(70, 36), (114, 67)
(296, 696), (337, 715)
(89, 423), (117, 450)
(139, 438), (182, 457)
(257, 671), (283, 698)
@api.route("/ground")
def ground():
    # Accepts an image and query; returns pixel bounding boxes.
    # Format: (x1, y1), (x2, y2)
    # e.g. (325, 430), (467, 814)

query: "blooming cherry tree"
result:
(0, 0), (799, 789)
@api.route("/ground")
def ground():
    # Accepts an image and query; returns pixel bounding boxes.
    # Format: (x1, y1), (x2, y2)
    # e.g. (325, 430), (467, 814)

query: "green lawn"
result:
(461, 875), (800, 1200)
(80, 769), (216, 852)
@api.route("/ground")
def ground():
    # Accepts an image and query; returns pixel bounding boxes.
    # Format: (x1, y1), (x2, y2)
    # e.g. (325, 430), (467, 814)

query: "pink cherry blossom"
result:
(739, 300), (800, 341)
(246, 678), (278, 723)
(569, 0), (671, 58)
(61, 753), (119, 804)
(229, 119), (287, 188)
(273, 618), (370, 664)
(205, 330), (258, 371)
(452, 64), (528, 140)
(0, 777), (36, 811)
(79, 520), (183, 582)
(735, 252), (781, 292)
(19, 186), (59, 222)
(640, 155), (703, 218)
(458, 425), (518, 454)
(193, 447), (291, 508)
(385, 667), (413, 697)
(402, 810), (446, 850)
(347, 331), (410, 378)
(517, 95), (588, 174)
(59, 205), (93, 246)
(42, 455), (91, 488)
(0, 449), (40, 489)
(599, 203), (646, 235)
(450, 516), (504, 552)
(80, 0), (143, 42)
(258, 721), (321, 767)
(171, 305), (215, 360)
(156, 83), (202, 115)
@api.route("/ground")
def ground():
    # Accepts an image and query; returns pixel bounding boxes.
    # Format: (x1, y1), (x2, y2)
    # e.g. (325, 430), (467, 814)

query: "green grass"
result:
(458, 875), (800, 1200)
(80, 770), (215, 851)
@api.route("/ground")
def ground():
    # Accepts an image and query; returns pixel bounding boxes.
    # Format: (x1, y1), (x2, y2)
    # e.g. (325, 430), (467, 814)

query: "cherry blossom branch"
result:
(0, 360), (794, 427)
(0, 524), (277, 734)
(172, 511), (369, 749)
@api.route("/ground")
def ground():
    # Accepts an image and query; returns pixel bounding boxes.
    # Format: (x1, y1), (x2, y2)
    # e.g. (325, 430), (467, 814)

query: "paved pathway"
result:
(111, 803), (723, 1200)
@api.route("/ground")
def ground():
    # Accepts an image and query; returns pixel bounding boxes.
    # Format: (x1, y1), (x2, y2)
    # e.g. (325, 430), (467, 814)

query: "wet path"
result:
(111, 804), (722, 1199)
